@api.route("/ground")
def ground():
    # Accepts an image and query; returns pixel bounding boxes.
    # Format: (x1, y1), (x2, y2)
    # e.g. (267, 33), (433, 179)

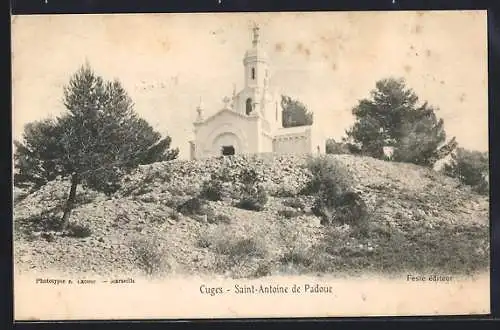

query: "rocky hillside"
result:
(13, 154), (489, 278)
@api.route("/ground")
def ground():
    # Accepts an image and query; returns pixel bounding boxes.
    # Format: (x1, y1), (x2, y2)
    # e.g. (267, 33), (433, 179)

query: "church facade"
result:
(189, 26), (325, 160)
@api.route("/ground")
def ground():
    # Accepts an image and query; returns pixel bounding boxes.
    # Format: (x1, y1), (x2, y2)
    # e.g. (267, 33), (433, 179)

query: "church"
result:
(189, 25), (326, 160)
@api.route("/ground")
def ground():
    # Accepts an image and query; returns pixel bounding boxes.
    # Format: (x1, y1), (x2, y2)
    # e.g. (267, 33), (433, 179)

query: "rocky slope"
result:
(13, 154), (489, 278)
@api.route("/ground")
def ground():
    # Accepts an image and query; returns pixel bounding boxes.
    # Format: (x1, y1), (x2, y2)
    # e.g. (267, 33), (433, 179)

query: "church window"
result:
(246, 98), (253, 115)
(251, 68), (255, 80)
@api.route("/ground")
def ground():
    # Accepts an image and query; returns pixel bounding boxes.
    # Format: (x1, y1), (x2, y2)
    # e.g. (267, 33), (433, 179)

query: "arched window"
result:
(251, 68), (255, 80)
(246, 98), (253, 115)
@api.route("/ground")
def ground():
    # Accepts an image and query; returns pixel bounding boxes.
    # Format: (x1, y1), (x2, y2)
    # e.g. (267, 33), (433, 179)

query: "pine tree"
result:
(443, 147), (489, 194)
(14, 63), (179, 228)
(345, 78), (455, 166)
(281, 95), (313, 128)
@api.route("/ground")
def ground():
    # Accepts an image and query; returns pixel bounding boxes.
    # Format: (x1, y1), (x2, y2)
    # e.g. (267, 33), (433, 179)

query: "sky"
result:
(11, 11), (488, 159)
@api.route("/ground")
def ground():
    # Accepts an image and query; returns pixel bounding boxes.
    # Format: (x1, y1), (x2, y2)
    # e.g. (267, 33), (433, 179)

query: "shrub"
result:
(200, 168), (231, 201)
(301, 156), (353, 196)
(325, 138), (351, 155)
(332, 192), (368, 226)
(443, 148), (489, 195)
(239, 168), (262, 185)
(199, 225), (269, 276)
(66, 223), (92, 238)
(282, 197), (306, 210)
(280, 250), (313, 267)
(253, 262), (272, 278)
(303, 156), (367, 228)
(129, 236), (170, 277)
(235, 168), (268, 211)
(176, 197), (205, 215)
(237, 185), (268, 211)
(200, 177), (224, 201)
(224, 238), (266, 258)
(207, 212), (231, 224)
(271, 182), (300, 197)
(278, 208), (301, 219)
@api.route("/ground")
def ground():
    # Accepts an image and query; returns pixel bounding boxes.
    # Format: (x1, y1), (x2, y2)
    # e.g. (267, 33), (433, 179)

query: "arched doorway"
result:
(212, 132), (242, 157)
(221, 145), (235, 156)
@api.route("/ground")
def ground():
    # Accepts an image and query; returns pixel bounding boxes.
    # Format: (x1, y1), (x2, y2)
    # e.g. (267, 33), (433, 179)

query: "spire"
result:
(252, 23), (260, 47)
(196, 97), (204, 121)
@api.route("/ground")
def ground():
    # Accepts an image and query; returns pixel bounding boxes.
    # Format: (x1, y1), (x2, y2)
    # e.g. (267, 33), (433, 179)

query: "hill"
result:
(13, 154), (489, 279)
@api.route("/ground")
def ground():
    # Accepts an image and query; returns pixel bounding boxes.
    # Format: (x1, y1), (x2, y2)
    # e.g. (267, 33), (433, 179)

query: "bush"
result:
(200, 177), (224, 201)
(235, 168), (268, 211)
(278, 208), (301, 219)
(216, 237), (267, 258)
(301, 156), (353, 196)
(313, 191), (369, 228)
(303, 156), (367, 228)
(443, 148), (489, 195)
(207, 212), (231, 224)
(66, 223), (92, 238)
(176, 197), (205, 215)
(237, 185), (268, 211)
(325, 138), (351, 155)
(129, 236), (170, 277)
(282, 197), (306, 210)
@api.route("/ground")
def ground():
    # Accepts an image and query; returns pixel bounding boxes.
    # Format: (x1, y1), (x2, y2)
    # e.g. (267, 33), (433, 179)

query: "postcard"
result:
(12, 11), (489, 320)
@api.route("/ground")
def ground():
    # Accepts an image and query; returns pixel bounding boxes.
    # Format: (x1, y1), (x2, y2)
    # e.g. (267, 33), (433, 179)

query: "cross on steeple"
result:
(252, 23), (260, 47)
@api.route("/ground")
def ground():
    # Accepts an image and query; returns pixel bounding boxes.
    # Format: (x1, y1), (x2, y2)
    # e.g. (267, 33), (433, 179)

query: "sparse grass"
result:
(129, 235), (171, 277)
(198, 225), (268, 276)
(306, 221), (489, 275)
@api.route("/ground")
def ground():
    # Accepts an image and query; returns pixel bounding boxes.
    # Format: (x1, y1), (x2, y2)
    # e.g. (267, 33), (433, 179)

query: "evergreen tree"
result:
(14, 63), (179, 227)
(443, 147), (489, 195)
(281, 95), (313, 128)
(345, 78), (455, 166)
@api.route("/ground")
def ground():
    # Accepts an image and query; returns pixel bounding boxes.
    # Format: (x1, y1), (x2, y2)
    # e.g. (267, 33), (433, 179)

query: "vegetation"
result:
(343, 78), (457, 167)
(130, 235), (171, 277)
(235, 168), (268, 211)
(303, 156), (369, 231)
(281, 95), (314, 128)
(13, 63), (178, 229)
(443, 147), (489, 195)
(325, 138), (351, 155)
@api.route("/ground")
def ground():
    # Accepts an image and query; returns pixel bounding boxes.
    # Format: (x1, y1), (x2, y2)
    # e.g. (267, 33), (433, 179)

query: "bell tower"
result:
(243, 24), (270, 93)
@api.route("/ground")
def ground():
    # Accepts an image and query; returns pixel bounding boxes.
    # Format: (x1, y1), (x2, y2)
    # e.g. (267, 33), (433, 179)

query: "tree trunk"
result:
(61, 172), (79, 230)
